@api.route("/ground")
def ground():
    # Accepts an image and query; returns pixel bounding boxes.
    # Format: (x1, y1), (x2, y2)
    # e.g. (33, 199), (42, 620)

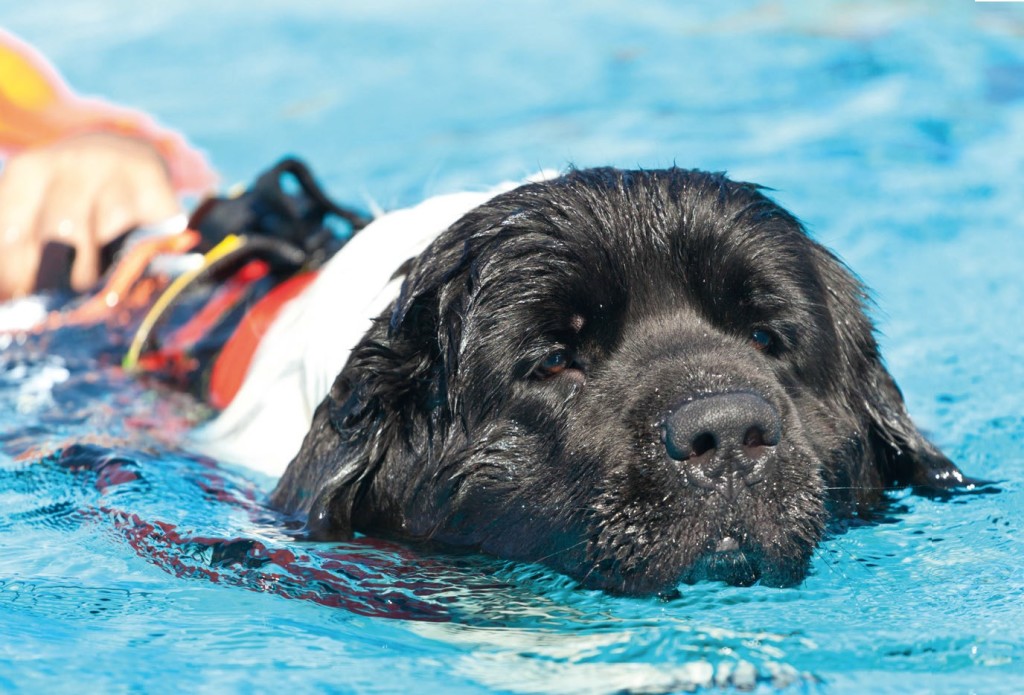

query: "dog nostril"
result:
(743, 426), (766, 448)
(691, 432), (717, 458)
(741, 426), (775, 460)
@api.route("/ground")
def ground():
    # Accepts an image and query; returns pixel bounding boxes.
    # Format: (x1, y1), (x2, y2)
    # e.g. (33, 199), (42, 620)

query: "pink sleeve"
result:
(0, 28), (217, 193)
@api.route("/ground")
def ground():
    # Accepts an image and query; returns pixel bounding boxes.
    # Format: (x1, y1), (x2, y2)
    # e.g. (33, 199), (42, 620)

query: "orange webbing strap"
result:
(48, 230), (201, 328)
(0, 28), (216, 193)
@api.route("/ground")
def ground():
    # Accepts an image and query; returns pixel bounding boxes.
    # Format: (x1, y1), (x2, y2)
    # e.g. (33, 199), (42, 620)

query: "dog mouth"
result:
(579, 444), (822, 594)
(686, 553), (761, 587)
(581, 508), (813, 594)
(678, 536), (767, 587)
(675, 529), (813, 589)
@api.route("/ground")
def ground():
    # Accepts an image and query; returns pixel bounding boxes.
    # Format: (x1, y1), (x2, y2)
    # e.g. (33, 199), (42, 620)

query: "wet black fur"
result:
(271, 168), (976, 595)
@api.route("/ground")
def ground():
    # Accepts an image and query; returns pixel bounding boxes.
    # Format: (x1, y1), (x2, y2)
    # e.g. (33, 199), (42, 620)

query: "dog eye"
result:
(750, 328), (775, 353)
(534, 349), (571, 378)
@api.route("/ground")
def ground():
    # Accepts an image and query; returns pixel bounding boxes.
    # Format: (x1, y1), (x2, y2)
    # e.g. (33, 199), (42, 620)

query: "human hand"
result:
(0, 132), (182, 300)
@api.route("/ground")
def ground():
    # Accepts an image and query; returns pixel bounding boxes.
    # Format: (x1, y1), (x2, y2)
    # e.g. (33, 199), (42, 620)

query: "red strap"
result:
(135, 259), (269, 386)
(167, 259), (270, 348)
(207, 270), (319, 410)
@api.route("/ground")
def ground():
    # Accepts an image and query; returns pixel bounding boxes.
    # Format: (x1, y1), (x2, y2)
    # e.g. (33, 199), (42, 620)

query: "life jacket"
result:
(13, 153), (519, 475)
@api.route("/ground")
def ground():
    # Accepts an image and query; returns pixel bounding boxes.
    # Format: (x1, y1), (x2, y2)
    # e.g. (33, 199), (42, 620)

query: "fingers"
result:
(0, 155), (50, 299)
(91, 182), (137, 252)
(0, 133), (184, 300)
(35, 174), (96, 292)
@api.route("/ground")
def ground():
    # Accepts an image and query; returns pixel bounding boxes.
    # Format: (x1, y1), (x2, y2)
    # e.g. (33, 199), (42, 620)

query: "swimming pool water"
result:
(1, 1), (1022, 692)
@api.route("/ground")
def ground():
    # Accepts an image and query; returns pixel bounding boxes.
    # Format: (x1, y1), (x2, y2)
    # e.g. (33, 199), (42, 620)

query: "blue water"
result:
(2, 1), (1023, 692)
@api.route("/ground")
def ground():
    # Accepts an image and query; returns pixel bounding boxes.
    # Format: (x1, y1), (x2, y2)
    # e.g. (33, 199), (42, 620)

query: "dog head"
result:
(272, 168), (974, 595)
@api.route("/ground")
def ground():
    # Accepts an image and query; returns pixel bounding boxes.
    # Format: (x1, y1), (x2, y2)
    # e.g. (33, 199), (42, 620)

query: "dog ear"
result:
(270, 219), (481, 539)
(269, 308), (442, 539)
(861, 361), (980, 492)
(268, 368), (380, 539)
(813, 246), (981, 494)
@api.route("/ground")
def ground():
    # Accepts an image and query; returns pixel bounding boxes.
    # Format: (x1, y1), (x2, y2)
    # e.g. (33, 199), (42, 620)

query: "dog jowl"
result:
(271, 167), (979, 595)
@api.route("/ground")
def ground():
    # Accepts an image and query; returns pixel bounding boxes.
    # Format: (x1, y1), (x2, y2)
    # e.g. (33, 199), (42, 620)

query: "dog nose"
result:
(662, 392), (782, 472)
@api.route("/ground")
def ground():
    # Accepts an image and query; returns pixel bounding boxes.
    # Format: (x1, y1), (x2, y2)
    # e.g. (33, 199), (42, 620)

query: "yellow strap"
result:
(123, 234), (246, 371)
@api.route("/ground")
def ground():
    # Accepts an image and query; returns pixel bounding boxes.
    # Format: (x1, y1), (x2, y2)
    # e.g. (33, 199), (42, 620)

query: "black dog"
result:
(270, 168), (976, 595)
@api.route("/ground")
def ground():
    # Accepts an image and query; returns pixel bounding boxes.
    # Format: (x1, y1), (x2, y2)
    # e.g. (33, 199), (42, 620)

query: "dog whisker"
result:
(534, 537), (592, 564)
